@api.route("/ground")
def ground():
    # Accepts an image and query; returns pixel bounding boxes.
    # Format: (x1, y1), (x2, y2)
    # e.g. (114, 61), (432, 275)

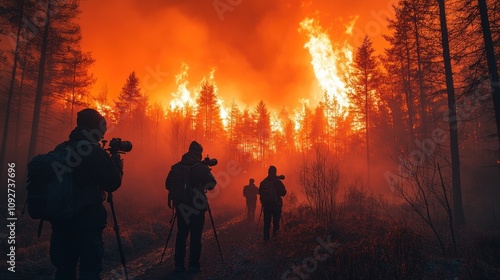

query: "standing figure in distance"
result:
(259, 165), (286, 241)
(243, 178), (259, 221)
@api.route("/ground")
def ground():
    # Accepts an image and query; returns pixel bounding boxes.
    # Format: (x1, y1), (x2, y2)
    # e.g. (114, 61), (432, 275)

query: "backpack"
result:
(165, 163), (200, 208)
(26, 141), (86, 222)
(259, 179), (278, 204)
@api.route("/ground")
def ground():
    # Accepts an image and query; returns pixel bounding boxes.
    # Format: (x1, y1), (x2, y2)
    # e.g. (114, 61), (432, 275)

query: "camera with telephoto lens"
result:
(277, 175), (285, 180)
(107, 138), (133, 154)
(202, 155), (218, 167)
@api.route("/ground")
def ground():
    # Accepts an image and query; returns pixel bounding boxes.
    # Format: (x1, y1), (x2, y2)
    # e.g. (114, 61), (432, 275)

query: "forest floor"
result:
(102, 212), (316, 280)
(3, 204), (500, 280)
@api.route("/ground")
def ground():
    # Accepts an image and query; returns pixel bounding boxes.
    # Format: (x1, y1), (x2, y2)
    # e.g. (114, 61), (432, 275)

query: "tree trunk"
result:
(14, 42), (30, 157)
(70, 58), (78, 127)
(0, 0), (24, 183)
(27, 0), (52, 161)
(478, 0), (500, 155)
(438, 0), (465, 227)
(400, 42), (415, 145)
(364, 63), (371, 187)
(411, 0), (428, 138)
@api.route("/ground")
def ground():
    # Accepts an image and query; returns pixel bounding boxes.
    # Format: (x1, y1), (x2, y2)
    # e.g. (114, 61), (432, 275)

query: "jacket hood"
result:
(180, 151), (202, 165)
(69, 126), (102, 143)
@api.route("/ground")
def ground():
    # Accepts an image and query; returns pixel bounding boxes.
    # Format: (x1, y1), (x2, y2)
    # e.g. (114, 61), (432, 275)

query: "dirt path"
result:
(104, 214), (292, 280)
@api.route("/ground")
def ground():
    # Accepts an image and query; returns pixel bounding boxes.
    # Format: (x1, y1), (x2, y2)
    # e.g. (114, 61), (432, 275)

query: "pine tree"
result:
(238, 109), (254, 156)
(254, 100), (271, 165)
(195, 80), (223, 142)
(61, 49), (96, 127)
(228, 100), (242, 161)
(17, 0), (94, 160)
(353, 36), (382, 187)
(296, 102), (313, 153)
(115, 71), (142, 124)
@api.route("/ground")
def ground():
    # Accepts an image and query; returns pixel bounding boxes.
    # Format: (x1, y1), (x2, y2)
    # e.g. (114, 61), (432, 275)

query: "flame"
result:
(299, 17), (355, 118)
(94, 101), (117, 124)
(169, 63), (196, 112)
(293, 99), (310, 132)
(270, 113), (284, 134)
(218, 98), (230, 128)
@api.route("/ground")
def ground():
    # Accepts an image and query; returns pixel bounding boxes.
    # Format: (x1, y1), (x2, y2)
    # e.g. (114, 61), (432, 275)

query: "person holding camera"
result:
(166, 141), (217, 273)
(259, 165), (287, 241)
(243, 178), (259, 221)
(50, 108), (124, 279)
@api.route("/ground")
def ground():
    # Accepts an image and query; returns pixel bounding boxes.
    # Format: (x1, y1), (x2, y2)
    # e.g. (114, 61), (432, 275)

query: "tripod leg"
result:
(108, 192), (129, 280)
(207, 203), (223, 262)
(159, 210), (177, 266)
(257, 205), (263, 228)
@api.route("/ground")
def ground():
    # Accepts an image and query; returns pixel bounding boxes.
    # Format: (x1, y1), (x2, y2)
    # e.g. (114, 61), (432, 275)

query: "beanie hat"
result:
(189, 141), (203, 154)
(268, 165), (277, 176)
(77, 108), (107, 134)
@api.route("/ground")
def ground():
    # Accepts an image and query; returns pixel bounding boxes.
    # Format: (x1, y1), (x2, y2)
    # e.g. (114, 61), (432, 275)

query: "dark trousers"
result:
(246, 199), (256, 221)
(50, 224), (104, 280)
(263, 203), (281, 240)
(174, 210), (206, 269)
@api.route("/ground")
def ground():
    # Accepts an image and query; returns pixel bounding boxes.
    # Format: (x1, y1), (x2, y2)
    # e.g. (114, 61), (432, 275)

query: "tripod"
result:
(257, 205), (263, 228)
(159, 200), (223, 264)
(159, 208), (177, 265)
(108, 192), (129, 280)
(207, 201), (223, 262)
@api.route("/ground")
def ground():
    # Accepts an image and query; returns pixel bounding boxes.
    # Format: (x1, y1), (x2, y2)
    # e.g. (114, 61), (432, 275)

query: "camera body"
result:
(202, 155), (218, 167)
(106, 138), (133, 154)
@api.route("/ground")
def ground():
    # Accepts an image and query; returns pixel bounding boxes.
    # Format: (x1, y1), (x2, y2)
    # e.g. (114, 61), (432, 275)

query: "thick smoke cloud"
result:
(80, 0), (390, 110)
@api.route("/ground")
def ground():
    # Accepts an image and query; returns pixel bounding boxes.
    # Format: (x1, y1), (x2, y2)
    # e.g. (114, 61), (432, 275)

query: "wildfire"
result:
(299, 17), (355, 118)
(169, 63), (196, 112)
(270, 113), (284, 134)
(218, 99), (230, 128)
(93, 101), (117, 123)
(293, 99), (310, 132)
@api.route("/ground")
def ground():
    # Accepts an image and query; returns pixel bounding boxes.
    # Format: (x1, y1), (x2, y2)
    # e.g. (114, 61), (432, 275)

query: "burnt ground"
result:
(102, 213), (303, 280)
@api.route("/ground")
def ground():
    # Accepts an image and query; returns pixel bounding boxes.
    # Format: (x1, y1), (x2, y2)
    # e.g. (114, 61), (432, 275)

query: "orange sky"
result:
(79, 0), (394, 111)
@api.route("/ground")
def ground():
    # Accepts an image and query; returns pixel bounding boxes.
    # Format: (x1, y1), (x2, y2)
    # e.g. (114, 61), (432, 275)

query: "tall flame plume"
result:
(299, 17), (355, 118)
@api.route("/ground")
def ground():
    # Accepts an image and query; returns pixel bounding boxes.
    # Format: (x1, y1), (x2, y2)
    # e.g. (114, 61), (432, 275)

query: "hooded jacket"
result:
(52, 126), (123, 228)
